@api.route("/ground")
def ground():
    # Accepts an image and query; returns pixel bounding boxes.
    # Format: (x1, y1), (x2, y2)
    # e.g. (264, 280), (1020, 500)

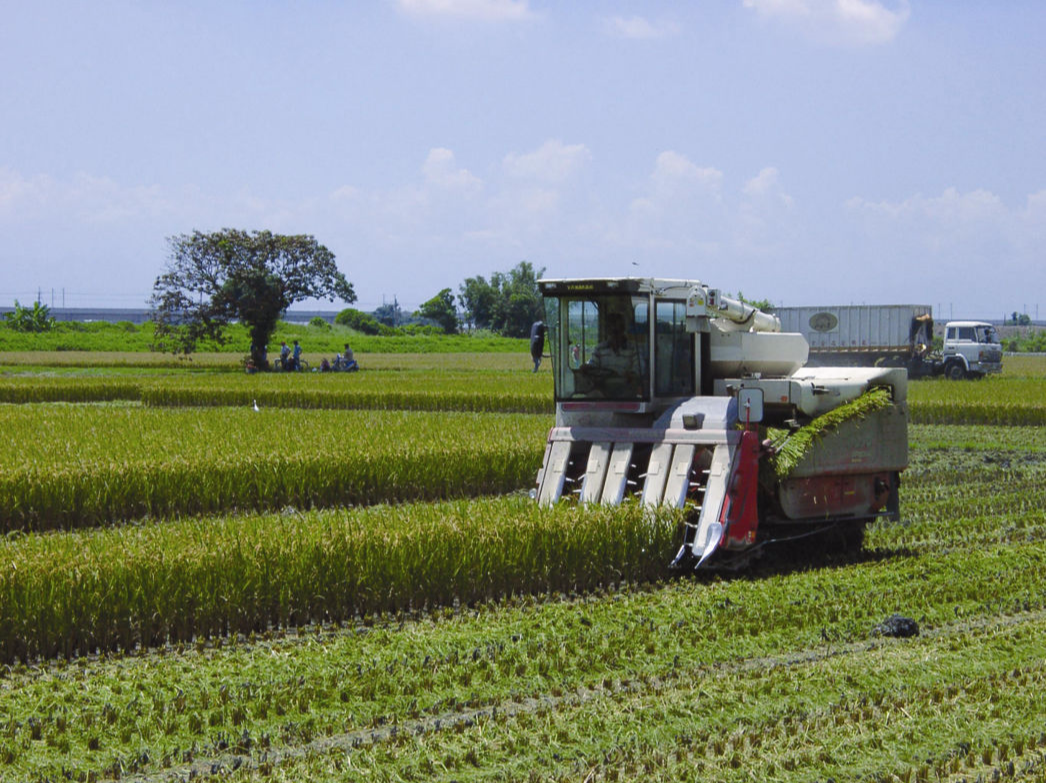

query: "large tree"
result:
(151, 229), (355, 367)
(491, 261), (545, 338)
(457, 261), (544, 337)
(416, 288), (459, 334)
(458, 275), (497, 331)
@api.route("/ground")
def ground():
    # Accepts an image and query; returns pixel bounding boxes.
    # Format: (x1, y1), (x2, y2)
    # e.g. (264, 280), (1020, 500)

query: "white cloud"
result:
(743, 0), (909, 46)
(843, 187), (1045, 311)
(422, 148), (483, 192)
(649, 151), (723, 199)
(743, 167), (781, 198)
(603, 15), (681, 40)
(846, 187), (1005, 225)
(602, 152), (728, 256)
(395, 0), (534, 22)
(742, 167), (794, 209)
(503, 140), (591, 184)
(329, 185), (361, 203)
(736, 167), (796, 256)
(0, 168), (174, 224)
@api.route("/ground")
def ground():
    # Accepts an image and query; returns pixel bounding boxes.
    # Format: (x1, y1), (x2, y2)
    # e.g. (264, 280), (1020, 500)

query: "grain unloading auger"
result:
(533, 278), (908, 570)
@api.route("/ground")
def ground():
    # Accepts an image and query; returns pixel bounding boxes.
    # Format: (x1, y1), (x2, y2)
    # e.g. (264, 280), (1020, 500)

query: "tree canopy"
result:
(150, 229), (354, 366)
(458, 261), (545, 338)
(416, 288), (459, 334)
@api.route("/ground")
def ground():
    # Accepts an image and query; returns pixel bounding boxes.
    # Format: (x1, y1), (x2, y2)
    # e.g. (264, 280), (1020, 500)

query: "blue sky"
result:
(2, 0), (1043, 319)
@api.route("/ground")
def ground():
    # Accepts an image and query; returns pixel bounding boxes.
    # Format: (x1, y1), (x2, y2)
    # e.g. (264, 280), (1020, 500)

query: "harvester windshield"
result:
(543, 291), (651, 402)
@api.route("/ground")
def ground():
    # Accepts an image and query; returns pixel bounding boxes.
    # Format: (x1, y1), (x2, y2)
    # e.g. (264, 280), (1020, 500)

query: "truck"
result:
(773, 304), (1002, 380)
(534, 278), (908, 570)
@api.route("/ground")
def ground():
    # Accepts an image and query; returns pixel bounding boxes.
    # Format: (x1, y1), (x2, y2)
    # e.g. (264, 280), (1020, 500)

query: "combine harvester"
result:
(533, 278), (908, 570)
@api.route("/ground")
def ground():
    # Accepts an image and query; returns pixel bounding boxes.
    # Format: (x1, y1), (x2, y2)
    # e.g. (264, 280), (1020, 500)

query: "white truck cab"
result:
(941, 321), (1002, 379)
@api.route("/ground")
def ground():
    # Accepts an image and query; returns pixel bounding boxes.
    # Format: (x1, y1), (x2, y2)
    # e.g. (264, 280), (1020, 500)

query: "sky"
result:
(2, 0), (1044, 320)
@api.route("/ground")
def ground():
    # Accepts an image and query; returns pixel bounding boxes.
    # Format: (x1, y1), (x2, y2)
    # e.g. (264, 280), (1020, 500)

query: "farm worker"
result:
(529, 321), (546, 372)
(333, 344), (357, 371)
(585, 312), (640, 394)
(279, 341), (291, 370)
(292, 340), (302, 371)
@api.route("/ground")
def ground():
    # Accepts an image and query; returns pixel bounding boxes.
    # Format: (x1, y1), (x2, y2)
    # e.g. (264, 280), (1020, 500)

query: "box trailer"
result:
(775, 305), (1001, 379)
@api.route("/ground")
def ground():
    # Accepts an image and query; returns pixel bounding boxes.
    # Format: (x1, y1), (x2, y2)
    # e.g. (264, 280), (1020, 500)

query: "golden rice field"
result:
(0, 350), (1045, 782)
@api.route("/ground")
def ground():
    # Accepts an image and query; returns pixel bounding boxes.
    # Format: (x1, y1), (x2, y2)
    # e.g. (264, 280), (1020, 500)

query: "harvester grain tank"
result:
(534, 278), (908, 569)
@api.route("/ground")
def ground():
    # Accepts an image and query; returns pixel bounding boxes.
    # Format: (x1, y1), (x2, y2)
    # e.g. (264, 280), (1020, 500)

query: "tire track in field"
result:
(114, 607), (1046, 782)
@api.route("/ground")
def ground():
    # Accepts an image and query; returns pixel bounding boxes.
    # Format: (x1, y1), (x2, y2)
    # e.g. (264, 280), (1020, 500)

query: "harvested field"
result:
(0, 352), (1043, 782)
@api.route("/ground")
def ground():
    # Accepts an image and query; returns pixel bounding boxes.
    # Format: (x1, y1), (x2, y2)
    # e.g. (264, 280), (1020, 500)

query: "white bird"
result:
(253, 399), (260, 412)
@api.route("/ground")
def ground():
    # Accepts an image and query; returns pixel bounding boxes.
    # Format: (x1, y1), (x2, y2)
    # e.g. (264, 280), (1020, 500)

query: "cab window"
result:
(654, 300), (694, 397)
(544, 294), (650, 401)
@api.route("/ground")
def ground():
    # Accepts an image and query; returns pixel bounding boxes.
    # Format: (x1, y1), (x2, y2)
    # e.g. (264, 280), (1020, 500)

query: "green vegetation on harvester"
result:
(763, 386), (894, 480)
(0, 406), (550, 531)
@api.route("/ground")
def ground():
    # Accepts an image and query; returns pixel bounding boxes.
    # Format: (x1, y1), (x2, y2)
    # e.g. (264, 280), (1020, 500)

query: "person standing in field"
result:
(292, 339), (303, 371)
(279, 341), (291, 371)
(530, 320), (546, 372)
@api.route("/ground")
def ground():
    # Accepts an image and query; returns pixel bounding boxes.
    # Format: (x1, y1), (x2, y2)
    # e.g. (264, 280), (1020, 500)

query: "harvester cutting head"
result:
(534, 277), (908, 570)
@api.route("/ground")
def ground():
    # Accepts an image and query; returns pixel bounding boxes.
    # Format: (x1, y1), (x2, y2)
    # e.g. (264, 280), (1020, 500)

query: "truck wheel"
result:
(946, 363), (966, 381)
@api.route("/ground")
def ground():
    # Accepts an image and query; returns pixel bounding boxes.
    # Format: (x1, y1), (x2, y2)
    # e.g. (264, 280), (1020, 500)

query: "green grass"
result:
(0, 320), (528, 354)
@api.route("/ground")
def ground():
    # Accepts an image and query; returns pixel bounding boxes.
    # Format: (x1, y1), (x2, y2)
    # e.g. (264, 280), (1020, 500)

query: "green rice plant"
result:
(2, 524), (1046, 778)
(0, 354), (553, 410)
(908, 399), (1046, 426)
(909, 423), (1046, 452)
(0, 406), (551, 530)
(908, 375), (1046, 426)
(996, 354), (1046, 377)
(138, 370), (552, 413)
(0, 376), (142, 403)
(0, 350), (242, 369)
(0, 498), (680, 662)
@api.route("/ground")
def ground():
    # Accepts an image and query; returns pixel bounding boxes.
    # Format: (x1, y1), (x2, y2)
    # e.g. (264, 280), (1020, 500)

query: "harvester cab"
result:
(534, 277), (908, 570)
